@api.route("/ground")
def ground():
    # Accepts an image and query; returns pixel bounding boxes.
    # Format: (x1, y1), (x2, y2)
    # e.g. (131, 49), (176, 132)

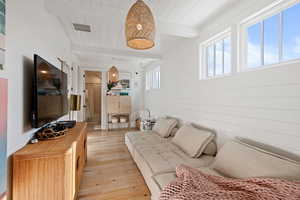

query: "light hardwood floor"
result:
(78, 128), (151, 200)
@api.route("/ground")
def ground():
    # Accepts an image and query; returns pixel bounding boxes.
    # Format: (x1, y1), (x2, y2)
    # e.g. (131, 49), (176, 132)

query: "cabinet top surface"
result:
(13, 122), (87, 159)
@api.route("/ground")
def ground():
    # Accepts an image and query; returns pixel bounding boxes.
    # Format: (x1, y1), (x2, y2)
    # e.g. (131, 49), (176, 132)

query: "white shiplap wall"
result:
(6, 0), (72, 155)
(145, 0), (300, 155)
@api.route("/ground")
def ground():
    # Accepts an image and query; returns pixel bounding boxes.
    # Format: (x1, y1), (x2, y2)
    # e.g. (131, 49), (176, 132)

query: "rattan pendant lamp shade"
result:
(108, 66), (119, 83)
(125, 0), (156, 50)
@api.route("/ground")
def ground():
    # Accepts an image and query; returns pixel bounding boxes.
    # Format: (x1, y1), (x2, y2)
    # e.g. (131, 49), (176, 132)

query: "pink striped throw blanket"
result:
(160, 165), (300, 200)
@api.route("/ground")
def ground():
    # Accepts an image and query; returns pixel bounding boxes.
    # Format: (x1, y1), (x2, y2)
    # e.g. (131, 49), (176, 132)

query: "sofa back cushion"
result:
(237, 137), (300, 162)
(172, 125), (215, 158)
(153, 118), (178, 138)
(213, 141), (300, 181)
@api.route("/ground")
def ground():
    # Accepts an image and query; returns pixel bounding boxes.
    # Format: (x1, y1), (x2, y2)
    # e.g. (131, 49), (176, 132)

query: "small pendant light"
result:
(108, 66), (119, 83)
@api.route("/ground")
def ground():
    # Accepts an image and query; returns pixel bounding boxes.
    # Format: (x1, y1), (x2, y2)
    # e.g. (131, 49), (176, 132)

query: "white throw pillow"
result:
(172, 125), (214, 158)
(152, 118), (177, 138)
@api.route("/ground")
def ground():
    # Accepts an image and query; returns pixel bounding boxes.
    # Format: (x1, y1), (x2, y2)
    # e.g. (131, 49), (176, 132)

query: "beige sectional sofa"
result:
(125, 121), (300, 200)
(125, 130), (225, 200)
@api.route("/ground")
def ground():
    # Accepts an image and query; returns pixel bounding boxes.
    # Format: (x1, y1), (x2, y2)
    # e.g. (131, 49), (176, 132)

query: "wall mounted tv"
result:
(32, 54), (68, 128)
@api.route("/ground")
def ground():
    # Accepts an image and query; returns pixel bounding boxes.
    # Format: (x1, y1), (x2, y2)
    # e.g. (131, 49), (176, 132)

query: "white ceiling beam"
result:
(45, 0), (199, 38)
(72, 44), (162, 60)
(158, 21), (199, 38)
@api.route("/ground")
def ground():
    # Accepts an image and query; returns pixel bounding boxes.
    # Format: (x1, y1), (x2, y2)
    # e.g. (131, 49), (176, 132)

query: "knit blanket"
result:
(159, 165), (300, 200)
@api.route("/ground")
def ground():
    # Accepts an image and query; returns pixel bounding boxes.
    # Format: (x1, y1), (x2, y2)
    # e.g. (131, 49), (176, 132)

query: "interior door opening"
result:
(84, 71), (102, 128)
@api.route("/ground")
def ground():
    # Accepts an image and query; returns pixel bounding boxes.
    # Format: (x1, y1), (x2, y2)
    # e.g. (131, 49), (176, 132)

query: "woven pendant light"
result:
(125, 0), (156, 50)
(108, 66), (119, 83)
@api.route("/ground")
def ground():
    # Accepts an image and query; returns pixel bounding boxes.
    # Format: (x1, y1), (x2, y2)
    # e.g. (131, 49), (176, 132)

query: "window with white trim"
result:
(201, 31), (232, 79)
(145, 66), (160, 90)
(245, 2), (300, 68)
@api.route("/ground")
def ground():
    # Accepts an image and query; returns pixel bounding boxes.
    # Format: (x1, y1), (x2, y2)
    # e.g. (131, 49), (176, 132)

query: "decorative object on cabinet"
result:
(108, 66), (119, 83)
(36, 127), (68, 141)
(120, 116), (127, 123)
(120, 92), (129, 96)
(120, 79), (130, 89)
(12, 123), (87, 200)
(125, 0), (156, 50)
(107, 81), (117, 96)
(111, 117), (119, 124)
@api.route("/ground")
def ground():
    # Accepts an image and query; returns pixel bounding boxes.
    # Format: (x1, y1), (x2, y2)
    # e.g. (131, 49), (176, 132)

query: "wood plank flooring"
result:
(78, 128), (151, 200)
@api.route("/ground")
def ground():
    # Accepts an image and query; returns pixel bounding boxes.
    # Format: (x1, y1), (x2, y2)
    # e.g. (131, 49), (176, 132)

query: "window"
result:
(201, 31), (232, 79)
(146, 66), (160, 90)
(246, 2), (300, 68)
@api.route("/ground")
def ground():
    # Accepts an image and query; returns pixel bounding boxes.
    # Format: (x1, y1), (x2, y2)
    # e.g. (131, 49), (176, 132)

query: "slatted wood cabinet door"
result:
(119, 96), (131, 114)
(107, 96), (120, 113)
(107, 96), (131, 114)
(12, 123), (87, 200)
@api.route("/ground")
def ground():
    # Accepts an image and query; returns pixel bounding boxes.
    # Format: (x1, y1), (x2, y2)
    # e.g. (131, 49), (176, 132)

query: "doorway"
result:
(84, 71), (102, 126)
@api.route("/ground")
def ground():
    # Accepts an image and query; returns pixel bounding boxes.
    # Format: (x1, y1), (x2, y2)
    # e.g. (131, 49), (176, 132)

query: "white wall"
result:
(145, 0), (300, 155)
(131, 70), (145, 122)
(6, 0), (72, 155)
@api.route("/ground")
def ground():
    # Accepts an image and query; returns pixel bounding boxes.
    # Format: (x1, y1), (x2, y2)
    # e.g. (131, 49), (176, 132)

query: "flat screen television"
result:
(32, 54), (68, 128)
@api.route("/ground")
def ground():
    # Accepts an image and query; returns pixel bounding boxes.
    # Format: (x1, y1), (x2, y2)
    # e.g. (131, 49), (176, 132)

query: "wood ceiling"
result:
(45, 0), (239, 69)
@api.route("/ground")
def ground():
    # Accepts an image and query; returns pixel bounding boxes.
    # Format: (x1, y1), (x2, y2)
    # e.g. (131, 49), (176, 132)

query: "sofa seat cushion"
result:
(153, 167), (224, 191)
(135, 141), (215, 174)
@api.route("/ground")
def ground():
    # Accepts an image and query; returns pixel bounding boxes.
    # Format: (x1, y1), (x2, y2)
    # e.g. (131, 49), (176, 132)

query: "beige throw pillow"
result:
(170, 127), (179, 137)
(203, 141), (217, 156)
(213, 141), (300, 181)
(153, 118), (177, 138)
(190, 123), (217, 157)
(172, 125), (214, 158)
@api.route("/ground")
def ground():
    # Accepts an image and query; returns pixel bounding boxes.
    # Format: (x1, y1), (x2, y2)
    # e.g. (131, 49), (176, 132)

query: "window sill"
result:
(240, 58), (300, 73)
(200, 73), (233, 81)
(199, 58), (300, 81)
(146, 88), (160, 92)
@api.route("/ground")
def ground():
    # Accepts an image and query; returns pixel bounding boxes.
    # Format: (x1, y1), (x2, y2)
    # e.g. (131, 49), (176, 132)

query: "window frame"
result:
(145, 66), (160, 91)
(200, 29), (233, 80)
(239, 0), (300, 72)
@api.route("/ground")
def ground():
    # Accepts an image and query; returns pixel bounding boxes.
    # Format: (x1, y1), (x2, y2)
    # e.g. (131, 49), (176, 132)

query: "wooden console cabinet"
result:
(107, 96), (132, 129)
(12, 123), (87, 200)
(107, 96), (131, 114)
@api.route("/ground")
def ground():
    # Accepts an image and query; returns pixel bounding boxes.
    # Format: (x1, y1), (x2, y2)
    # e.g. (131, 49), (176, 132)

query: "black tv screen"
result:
(32, 55), (68, 128)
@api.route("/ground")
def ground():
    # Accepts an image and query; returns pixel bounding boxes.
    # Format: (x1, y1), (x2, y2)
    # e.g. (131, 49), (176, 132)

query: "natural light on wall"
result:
(247, 2), (300, 68)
